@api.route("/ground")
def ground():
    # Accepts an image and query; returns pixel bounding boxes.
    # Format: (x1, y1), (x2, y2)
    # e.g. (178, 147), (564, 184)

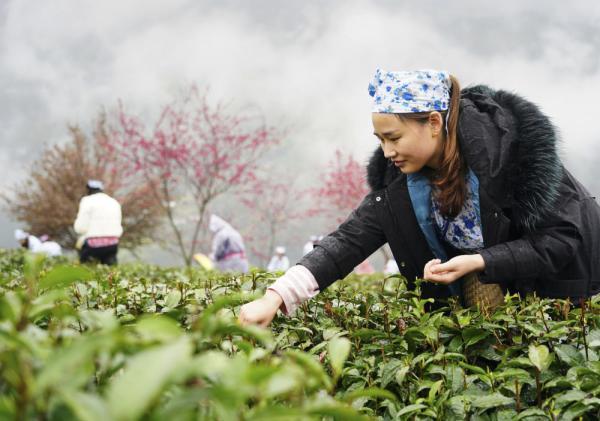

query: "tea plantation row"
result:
(1, 249), (600, 420)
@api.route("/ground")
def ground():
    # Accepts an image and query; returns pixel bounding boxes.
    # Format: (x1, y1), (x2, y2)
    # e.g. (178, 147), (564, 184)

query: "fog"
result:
(1, 0), (598, 264)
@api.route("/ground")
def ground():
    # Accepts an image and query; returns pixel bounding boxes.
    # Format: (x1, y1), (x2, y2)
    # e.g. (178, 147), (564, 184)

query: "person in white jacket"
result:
(267, 246), (290, 272)
(302, 235), (319, 256)
(15, 229), (62, 257)
(74, 180), (123, 265)
(209, 214), (249, 273)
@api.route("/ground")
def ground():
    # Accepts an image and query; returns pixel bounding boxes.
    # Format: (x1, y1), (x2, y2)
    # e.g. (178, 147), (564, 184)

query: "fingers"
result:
(430, 257), (459, 274)
(238, 305), (257, 326)
(239, 313), (263, 327)
(431, 255), (477, 275)
(238, 300), (276, 327)
(430, 262), (451, 274)
(427, 259), (442, 268)
(238, 310), (249, 326)
(426, 271), (457, 284)
(423, 259), (441, 279)
(424, 258), (461, 284)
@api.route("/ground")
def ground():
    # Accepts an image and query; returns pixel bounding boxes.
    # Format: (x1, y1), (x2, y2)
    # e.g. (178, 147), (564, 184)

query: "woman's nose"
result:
(382, 143), (396, 159)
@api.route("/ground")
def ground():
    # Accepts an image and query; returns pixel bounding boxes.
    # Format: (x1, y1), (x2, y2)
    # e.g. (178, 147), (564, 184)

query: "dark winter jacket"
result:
(299, 86), (600, 302)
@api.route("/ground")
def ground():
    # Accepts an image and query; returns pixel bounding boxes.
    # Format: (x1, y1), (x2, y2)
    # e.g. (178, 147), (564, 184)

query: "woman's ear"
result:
(428, 112), (443, 136)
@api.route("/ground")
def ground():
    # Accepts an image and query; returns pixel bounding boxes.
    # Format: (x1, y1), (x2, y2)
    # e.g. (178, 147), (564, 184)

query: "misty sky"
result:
(1, 0), (599, 261)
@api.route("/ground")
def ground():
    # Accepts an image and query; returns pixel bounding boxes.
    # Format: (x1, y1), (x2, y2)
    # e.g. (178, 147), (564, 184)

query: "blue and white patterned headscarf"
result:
(368, 69), (451, 114)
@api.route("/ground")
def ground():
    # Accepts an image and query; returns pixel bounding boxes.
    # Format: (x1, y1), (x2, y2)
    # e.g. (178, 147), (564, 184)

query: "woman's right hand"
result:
(238, 289), (284, 327)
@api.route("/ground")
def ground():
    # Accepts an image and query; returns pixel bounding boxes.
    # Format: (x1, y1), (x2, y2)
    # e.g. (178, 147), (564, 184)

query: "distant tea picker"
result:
(74, 180), (123, 266)
(240, 68), (600, 327)
(267, 246), (290, 272)
(208, 214), (249, 273)
(14, 229), (62, 257)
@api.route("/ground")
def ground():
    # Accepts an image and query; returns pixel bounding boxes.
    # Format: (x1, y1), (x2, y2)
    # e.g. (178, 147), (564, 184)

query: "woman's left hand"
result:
(423, 254), (486, 284)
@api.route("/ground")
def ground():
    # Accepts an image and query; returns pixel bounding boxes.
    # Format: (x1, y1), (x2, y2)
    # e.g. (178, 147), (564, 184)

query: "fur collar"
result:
(366, 85), (563, 231)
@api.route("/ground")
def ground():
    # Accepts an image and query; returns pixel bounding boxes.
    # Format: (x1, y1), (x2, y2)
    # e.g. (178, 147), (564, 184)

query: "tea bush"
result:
(1, 249), (600, 420)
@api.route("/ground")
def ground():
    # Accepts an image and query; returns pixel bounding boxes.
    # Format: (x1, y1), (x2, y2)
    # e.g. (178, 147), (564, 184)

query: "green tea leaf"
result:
(264, 368), (301, 398)
(462, 327), (490, 347)
(285, 350), (332, 390)
(343, 387), (396, 403)
(246, 406), (305, 420)
(555, 344), (585, 367)
(381, 359), (403, 388)
(163, 290), (181, 309)
(445, 396), (467, 420)
(560, 402), (595, 421)
(470, 392), (513, 410)
(554, 389), (587, 408)
(329, 336), (351, 378)
(459, 361), (486, 375)
(106, 338), (192, 420)
(135, 315), (182, 342)
(427, 379), (443, 402)
(396, 403), (427, 417)
(395, 365), (411, 386)
(24, 252), (46, 284)
(36, 335), (111, 394)
(513, 407), (549, 420)
(323, 327), (342, 340)
(445, 365), (465, 393)
(587, 329), (600, 348)
(529, 344), (552, 372)
(60, 391), (111, 421)
(39, 265), (93, 290)
(307, 403), (368, 420)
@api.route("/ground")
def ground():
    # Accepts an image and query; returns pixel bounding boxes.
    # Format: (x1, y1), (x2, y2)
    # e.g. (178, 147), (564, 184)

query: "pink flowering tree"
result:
(309, 150), (369, 229)
(110, 86), (280, 266)
(3, 114), (162, 251)
(309, 150), (390, 268)
(240, 177), (306, 267)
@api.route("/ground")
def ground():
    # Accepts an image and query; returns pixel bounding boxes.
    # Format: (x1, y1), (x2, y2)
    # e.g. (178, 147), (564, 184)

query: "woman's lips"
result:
(393, 160), (407, 167)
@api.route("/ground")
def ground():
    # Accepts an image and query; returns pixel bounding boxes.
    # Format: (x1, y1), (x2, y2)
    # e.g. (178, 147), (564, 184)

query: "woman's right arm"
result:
(238, 193), (386, 326)
(299, 192), (387, 291)
(238, 265), (319, 326)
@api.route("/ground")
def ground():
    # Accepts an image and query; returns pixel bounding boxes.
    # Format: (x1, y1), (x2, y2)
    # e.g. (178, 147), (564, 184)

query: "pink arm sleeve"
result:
(267, 265), (320, 315)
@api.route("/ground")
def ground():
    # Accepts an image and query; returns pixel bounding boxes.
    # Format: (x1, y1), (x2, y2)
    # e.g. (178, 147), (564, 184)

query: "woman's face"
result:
(372, 112), (443, 174)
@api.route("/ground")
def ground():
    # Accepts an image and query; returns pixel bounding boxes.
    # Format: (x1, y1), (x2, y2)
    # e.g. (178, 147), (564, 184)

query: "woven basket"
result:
(462, 272), (504, 311)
